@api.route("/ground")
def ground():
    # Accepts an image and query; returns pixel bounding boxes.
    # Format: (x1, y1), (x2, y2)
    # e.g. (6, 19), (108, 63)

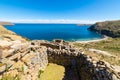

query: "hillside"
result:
(89, 20), (120, 37)
(0, 25), (15, 35)
(0, 25), (27, 42)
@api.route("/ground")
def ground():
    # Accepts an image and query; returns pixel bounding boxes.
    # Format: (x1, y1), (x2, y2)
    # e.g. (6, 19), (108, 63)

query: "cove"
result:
(5, 24), (102, 41)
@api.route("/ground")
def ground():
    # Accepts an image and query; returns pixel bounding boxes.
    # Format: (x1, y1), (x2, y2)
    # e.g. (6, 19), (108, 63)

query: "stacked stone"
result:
(0, 40), (119, 80)
(0, 40), (48, 80)
(41, 40), (120, 80)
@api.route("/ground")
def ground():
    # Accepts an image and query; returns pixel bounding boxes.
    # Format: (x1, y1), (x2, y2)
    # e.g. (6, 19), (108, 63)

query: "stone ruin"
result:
(0, 39), (120, 80)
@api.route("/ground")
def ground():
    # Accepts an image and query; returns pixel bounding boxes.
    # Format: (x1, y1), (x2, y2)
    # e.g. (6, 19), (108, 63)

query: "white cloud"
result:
(0, 19), (104, 24)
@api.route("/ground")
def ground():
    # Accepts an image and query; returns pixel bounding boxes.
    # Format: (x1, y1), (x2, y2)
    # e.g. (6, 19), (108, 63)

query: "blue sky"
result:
(0, 0), (120, 23)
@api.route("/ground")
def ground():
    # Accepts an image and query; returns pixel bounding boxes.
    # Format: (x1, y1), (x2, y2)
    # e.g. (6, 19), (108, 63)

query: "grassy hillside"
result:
(86, 20), (120, 65)
(74, 38), (120, 65)
(0, 25), (27, 41)
(89, 20), (120, 37)
(0, 25), (15, 34)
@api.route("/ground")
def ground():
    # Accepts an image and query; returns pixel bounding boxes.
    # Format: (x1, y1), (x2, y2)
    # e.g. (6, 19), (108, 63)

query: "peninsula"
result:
(89, 20), (120, 37)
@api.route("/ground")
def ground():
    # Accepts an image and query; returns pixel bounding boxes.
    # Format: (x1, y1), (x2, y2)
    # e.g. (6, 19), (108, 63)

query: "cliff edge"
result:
(89, 20), (120, 37)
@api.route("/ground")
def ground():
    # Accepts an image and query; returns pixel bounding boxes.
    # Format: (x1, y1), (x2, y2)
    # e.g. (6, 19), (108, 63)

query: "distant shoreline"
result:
(74, 36), (108, 43)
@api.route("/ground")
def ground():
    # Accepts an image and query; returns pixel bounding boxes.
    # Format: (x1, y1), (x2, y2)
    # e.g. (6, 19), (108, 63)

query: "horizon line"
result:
(0, 19), (116, 24)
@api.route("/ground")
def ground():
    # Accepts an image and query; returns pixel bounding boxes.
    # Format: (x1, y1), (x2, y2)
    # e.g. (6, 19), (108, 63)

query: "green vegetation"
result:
(89, 20), (120, 37)
(39, 63), (65, 80)
(38, 70), (44, 78)
(74, 38), (120, 65)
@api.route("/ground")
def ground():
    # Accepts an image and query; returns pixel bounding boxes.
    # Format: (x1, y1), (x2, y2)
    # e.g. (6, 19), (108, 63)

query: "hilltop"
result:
(89, 20), (120, 37)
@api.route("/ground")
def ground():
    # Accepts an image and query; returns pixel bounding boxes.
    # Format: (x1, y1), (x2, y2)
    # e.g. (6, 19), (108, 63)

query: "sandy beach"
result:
(75, 36), (108, 43)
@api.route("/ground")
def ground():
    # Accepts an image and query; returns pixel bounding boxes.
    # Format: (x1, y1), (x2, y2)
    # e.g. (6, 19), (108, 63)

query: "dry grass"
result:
(84, 50), (120, 66)
(0, 25), (14, 35)
(39, 63), (65, 80)
(73, 38), (120, 65)
(0, 25), (27, 42)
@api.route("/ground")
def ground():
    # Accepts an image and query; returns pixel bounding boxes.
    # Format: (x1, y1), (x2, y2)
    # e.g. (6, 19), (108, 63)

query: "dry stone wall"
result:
(41, 40), (120, 80)
(0, 40), (48, 80)
(0, 40), (119, 80)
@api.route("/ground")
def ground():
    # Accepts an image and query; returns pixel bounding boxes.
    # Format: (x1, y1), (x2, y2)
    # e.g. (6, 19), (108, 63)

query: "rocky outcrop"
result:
(89, 20), (120, 38)
(0, 39), (119, 80)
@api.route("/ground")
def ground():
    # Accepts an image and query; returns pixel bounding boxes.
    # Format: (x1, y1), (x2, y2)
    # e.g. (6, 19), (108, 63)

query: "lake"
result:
(5, 24), (102, 41)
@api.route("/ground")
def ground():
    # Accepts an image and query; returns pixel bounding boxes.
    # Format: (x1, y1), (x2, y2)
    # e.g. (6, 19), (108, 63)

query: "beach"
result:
(75, 36), (108, 43)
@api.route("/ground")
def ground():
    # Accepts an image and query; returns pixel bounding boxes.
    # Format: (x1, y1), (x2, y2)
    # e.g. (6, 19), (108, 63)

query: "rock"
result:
(8, 52), (21, 61)
(4, 69), (19, 78)
(0, 58), (14, 68)
(11, 40), (21, 44)
(0, 40), (12, 47)
(21, 52), (35, 65)
(113, 66), (120, 73)
(2, 49), (15, 58)
(9, 61), (24, 71)
(0, 64), (6, 74)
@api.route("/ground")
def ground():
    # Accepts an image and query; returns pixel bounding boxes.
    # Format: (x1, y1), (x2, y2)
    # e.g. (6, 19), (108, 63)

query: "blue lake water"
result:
(5, 24), (102, 41)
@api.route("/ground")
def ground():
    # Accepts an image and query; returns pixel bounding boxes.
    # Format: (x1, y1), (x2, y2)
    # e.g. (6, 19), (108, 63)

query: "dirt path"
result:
(88, 48), (115, 57)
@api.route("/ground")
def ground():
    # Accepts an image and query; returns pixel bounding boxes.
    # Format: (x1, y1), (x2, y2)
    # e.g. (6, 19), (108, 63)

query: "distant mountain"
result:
(0, 21), (14, 25)
(88, 20), (120, 37)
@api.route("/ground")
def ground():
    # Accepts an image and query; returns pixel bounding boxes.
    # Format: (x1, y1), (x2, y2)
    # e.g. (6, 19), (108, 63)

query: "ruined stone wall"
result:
(76, 54), (120, 80)
(0, 40), (120, 80)
(0, 40), (48, 80)
(47, 48), (77, 66)
(41, 40), (120, 80)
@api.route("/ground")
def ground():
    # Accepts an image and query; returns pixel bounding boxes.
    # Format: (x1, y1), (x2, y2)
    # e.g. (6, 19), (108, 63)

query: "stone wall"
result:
(0, 40), (48, 80)
(76, 54), (120, 80)
(41, 40), (120, 80)
(0, 40), (120, 80)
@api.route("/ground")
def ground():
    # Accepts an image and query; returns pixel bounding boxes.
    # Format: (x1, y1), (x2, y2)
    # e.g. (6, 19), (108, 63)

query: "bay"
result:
(5, 24), (102, 41)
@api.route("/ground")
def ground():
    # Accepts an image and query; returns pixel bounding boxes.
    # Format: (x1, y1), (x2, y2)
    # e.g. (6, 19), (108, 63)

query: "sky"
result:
(0, 0), (120, 23)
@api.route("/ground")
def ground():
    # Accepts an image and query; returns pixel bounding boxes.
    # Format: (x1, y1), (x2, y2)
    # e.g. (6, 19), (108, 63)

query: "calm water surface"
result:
(5, 24), (102, 41)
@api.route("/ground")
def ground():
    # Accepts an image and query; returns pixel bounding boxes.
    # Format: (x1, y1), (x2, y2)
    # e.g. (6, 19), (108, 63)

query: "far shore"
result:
(74, 36), (109, 43)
